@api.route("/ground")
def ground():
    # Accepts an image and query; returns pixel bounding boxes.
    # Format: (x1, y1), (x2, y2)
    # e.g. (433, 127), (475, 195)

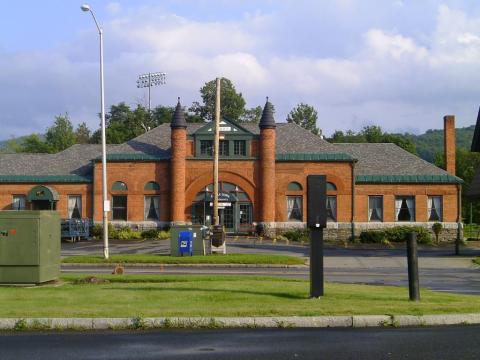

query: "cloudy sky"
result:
(1, 0), (480, 140)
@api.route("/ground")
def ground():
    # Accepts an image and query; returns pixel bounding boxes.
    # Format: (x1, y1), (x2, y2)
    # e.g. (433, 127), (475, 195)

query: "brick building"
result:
(0, 100), (463, 241)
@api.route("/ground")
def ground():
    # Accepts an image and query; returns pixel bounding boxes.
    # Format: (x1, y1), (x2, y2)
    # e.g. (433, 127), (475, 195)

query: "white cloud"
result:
(2, 3), (480, 139)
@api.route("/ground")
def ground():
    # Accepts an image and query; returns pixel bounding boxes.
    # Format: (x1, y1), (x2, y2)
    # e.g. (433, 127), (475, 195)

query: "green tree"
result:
(190, 78), (246, 121)
(286, 103), (320, 135)
(75, 122), (91, 144)
(18, 134), (51, 153)
(45, 114), (76, 152)
(240, 106), (263, 123)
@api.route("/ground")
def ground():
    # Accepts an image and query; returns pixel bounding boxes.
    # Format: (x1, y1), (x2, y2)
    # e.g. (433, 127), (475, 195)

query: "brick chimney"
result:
(444, 115), (456, 175)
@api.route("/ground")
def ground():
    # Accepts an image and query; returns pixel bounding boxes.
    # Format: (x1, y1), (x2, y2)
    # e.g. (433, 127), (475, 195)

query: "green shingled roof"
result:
(0, 175), (92, 183)
(276, 153), (354, 161)
(355, 174), (463, 184)
(96, 153), (170, 161)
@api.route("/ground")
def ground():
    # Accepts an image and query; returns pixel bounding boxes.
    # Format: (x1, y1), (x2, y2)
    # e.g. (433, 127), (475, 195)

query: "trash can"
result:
(0, 211), (61, 284)
(170, 225), (207, 256)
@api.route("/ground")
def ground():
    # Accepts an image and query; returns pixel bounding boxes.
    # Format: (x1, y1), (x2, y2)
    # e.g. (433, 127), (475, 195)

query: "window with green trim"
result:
(287, 182), (303, 191)
(219, 140), (229, 156)
(200, 140), (213, 156)
(112, 181), (127, 191)
(144, 181), (160, 191)
(234, 140), (246, 156)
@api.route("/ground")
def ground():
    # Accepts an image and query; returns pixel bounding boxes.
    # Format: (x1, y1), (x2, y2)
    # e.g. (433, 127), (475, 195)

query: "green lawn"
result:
(474, 257), (480, 266)
(0, 274), (479, 318)
(62, 254), (305, 265)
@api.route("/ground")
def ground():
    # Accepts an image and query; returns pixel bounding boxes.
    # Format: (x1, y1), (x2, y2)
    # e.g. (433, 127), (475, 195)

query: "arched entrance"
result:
(27, 185), (59, 210)
(191, 182), (253, 233)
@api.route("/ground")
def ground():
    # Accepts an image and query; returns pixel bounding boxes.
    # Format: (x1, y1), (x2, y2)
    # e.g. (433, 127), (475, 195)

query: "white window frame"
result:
(326, 195), (337, 222)
(368, 195), (383, 222)
(12, 195), (26, 211)
(395, 196), (415, 222)
(67, 195), (82, 219)
(427, 196), (443, 222)
(287, 196), (303, 222)
(144, 195), (160, 221)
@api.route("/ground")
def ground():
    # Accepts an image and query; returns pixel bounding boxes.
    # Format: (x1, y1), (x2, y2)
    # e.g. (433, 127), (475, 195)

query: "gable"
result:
(194, 118), (255, 136)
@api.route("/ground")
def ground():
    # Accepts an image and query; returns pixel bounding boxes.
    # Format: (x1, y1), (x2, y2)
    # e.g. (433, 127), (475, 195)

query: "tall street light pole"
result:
(81, 4), (109, 259)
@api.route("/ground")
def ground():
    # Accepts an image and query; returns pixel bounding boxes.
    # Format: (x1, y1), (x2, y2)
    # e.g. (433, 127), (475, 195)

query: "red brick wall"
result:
(275, 162), (353, 222)
(0, 183), (91, 218)
(93, 162), (169, 222)
(354, 183), (458, 222)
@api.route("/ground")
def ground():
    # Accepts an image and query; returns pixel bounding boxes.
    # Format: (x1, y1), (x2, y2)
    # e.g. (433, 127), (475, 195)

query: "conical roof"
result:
(259, 98), (276, 129)
(170, 98), (187, 129)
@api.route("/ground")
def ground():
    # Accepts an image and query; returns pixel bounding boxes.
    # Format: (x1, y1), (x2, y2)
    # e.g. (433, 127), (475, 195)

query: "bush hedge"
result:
(359, 226), (432, 244)
(282, 228), (310, 242)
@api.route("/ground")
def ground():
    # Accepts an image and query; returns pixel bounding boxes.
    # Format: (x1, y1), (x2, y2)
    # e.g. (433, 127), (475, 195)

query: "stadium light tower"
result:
(137, 72), (167, 111)
(81, 3), (109, 259)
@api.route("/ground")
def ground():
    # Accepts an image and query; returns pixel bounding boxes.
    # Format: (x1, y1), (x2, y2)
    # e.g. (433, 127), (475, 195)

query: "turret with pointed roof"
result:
(259, 97), (276, 130)
(170, 98), (187, 129)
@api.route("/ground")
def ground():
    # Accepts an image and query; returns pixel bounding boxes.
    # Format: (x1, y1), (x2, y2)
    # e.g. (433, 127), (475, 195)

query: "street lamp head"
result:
(80, 4), (91, 12)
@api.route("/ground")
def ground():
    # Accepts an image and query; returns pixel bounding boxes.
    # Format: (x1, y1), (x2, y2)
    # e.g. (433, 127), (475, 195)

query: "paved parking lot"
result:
(61, 238), (480, 295)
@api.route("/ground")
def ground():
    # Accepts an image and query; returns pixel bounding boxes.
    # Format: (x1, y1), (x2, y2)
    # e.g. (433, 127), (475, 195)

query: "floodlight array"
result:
(136, 72), (167, 88)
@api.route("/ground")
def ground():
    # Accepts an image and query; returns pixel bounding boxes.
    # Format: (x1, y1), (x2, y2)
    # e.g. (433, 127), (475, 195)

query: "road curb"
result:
(2, 314), (480, 331)
(61, 263), (308, 269)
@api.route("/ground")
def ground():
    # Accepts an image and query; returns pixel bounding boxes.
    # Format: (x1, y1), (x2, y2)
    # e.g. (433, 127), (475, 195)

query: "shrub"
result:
(384, 226), (432, 244)
(432, 222), (443, 243)
(116, 226), (141, 240)
(275, 234), (289, 242)
(282, 228), (310, 242)
(359, 230), (386, 243)
(90, 223), (118, 239)
(141, 229), (159, 239)
(158, 230), (170, 239)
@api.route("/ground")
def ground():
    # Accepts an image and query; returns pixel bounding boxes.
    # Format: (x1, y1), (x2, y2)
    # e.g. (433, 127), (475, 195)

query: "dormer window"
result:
(200, 140), (213, 156)
(219, 140), (229, 156)
(234, 140), (246, 156)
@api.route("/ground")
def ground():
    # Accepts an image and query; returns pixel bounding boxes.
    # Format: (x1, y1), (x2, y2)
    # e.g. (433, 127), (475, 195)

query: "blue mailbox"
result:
(178, 231), (193, 256)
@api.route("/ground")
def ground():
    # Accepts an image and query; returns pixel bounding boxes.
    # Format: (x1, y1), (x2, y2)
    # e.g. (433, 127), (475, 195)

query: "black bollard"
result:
(310, 228), (324, 298)
(406, 232), (420, 301)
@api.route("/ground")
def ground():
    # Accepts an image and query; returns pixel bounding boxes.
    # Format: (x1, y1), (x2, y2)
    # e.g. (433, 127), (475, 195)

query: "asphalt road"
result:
(61, 239), (480, 295)
(1, 326), (480, 359)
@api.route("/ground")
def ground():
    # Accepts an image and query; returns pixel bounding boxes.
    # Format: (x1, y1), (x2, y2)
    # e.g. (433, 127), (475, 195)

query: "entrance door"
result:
(219, 205), (235, 232)
(32, 200), (55, 210)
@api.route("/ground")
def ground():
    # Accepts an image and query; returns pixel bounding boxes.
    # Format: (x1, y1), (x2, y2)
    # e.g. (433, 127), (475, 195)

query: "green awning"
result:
(276, 153), (355, 162)
(27, 185), (59, 202)
(355, 174), (463, 184)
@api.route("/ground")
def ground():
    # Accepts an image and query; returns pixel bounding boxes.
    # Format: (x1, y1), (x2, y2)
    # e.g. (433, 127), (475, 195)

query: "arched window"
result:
(287, 182), (303, 191)
(144, 181), (160, 191)
(327, 182), (337, 191)
(112, 181), (128, 191)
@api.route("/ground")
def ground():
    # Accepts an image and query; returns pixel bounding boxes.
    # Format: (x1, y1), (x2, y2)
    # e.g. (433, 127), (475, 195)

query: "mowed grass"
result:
(62, 254), (305, 265)
(1, 274), (480, 318)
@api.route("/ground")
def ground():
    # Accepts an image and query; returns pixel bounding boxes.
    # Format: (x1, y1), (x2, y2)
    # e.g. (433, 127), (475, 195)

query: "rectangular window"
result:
(234, 140), (246, 156)
(395, 196), (415, 222)
(368, 196), (383, 222)
(428, 196), (442, 221)
(239, 203), (252, 224)
(12, 195), (26, 210)
(287, 196), (303, 221)
(68, 195), (82, 219)
(219, 140), (229, 156)
(200, 140), (213, 156)
(144, 196), (160, 220)
(326, 196), (337, 222)
(112, 195), (127, 221)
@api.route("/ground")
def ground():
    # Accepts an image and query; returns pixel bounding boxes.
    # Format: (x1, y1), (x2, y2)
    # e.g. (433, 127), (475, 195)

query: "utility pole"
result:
(213, 77), (221, 226)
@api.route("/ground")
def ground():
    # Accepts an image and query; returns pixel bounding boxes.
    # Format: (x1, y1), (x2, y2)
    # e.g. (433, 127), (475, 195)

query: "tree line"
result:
(5, 78), (320, 153)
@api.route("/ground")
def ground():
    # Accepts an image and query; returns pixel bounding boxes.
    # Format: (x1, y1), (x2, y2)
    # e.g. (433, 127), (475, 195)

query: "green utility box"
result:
(170, 225), (207, 256)
(0, 211), (60, 284)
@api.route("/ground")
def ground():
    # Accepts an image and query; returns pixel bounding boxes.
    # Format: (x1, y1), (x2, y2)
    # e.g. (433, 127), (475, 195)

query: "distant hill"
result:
(398, 125), (475, 162)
